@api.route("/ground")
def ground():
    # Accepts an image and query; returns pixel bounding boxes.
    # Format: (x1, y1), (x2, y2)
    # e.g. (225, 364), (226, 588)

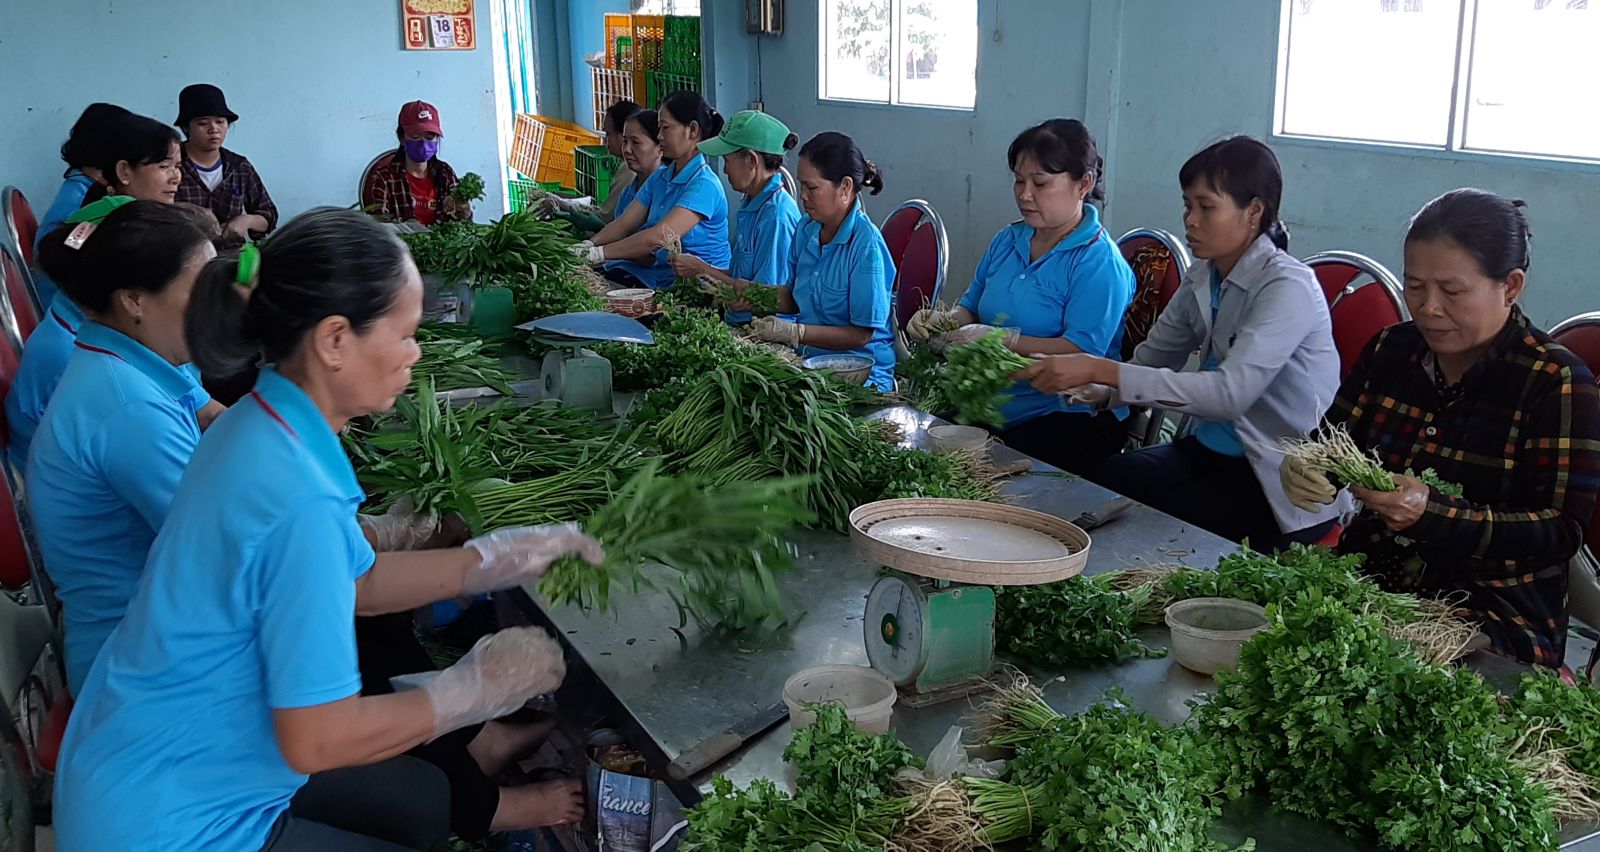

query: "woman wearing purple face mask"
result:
(361, 100), (469, 226)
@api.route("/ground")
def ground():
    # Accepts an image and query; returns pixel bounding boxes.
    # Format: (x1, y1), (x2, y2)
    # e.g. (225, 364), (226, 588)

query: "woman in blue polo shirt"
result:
(669, 109), (803, 325)
(574, 92), (731, 290)
(55, 208), (603, 851)
(4, 195), (221, 472)
(748, 131), (897, 391)
(907, 119), (1135, 474)
(25, 201), (215, 695)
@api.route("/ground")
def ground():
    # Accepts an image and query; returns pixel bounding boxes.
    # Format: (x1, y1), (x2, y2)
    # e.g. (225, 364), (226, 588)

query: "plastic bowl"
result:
(802, 354), (874, 386)
(605, 288), (655, 318)
(783, 664), (896, 734)
(928, 424), (991, 455)
(1164, 597), (1268, 676)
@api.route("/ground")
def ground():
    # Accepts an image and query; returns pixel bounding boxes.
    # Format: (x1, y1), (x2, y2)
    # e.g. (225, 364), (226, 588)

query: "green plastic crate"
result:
(646, 71), (701, 113)
(508, 178), (577, 213)
(663, 16), (701, 75)
(574, 146), (622, 202)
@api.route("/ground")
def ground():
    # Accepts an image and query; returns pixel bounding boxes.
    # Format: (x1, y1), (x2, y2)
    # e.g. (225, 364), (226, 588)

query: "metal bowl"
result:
(802, 354), (874, 386)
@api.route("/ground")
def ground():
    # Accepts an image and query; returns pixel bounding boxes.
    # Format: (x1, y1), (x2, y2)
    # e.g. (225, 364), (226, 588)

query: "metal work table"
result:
(506, 405), (1600, 849)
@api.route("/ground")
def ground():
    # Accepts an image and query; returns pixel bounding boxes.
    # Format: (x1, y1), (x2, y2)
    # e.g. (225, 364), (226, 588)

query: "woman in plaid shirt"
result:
(1284, 189), (1600, 668)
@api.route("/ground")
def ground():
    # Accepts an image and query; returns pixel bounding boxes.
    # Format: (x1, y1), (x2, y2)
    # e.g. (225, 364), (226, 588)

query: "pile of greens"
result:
(593, 306), (752, 391)
(1510, 672), (1600, 779)
(972, 694), (1228, 851)
(412, 326), (517, 395)
(400, 220), (483, 275)
(938, 330), (1031, 427)
(994, 574), (1164, 667)
(398, 210), (601, 322)
(684, 704), (919, 851)
(1155, 545), (1418, 624)
(533, 461), (815, 630)
(895, 344), (952, 416)
(1191, 593), (1560, 851)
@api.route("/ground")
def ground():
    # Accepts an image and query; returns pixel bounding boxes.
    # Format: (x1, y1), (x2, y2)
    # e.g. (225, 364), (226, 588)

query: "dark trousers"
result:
(999, 410), (1129, 477)
(1090, 436), (1335, 552)
(356, 612), (499, 840)
(260, 756), (450, 851)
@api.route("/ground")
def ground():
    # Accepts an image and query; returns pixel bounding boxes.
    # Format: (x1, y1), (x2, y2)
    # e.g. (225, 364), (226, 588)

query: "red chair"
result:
(0, 247), (38, 344)
(1, 188), (38, 268)
(879, 202), (925, 271)
(1116, 227), (1192, 360)
(358, 151), (397, 209)
(896, 221), (948, 333)
(1305, 250), (1402, 309)
(1551, 312), (1600, 563)
(1329, 284), (1407, 381)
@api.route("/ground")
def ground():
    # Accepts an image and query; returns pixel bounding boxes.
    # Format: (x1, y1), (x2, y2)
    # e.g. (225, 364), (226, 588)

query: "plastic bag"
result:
(919, 725), (1005, 781)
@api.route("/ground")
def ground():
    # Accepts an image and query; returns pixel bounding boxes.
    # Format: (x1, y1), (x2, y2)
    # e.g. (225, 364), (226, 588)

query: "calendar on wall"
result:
(402, 0), (477, 50)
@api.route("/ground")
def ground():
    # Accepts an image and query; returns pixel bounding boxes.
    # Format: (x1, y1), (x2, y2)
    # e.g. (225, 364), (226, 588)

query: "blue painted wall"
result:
(716, 0), (1600, 325)
(0, 0), (507, 223)
(564, 0), (636, 129)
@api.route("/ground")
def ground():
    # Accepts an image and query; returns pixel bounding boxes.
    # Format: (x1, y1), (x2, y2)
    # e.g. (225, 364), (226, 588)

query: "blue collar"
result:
(49, 295), (86, 333)
(669, 154), (710, 185)
(249, 367), (364, 501)
(74, 322), (198, 401)
(1013, 204), (1104, 259)
(819, 200), (867, 248)
(742, 173), (784, 211)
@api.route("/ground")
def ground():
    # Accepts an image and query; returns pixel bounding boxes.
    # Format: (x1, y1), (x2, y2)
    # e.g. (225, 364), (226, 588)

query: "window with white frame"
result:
(1276, 0), (1600, 163)
(820, 0), (978, 110)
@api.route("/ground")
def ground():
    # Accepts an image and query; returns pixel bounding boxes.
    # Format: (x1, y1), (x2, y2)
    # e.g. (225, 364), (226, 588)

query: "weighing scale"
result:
(515, 312), (653, 414)
(849, 498), (1091, 707)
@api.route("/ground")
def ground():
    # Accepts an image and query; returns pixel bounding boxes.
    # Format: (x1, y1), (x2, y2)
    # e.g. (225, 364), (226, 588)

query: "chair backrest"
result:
(880, 201), (929, 270)
(358, 151), (398, 208)
(1550, 312), (1600, 561)
(779, 167), (797, 199)
(0, 247), (38, 344)
(1, 188), (38, 268)
(1305, 251), (1404, 310)
(895, 220), (948, 332)
(1329, 280), (1406, 381)
(1116, 228), (1192, 360)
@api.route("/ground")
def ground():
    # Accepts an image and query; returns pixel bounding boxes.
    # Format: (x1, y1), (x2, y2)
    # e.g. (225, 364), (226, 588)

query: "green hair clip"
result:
(237, 243), (262, 289)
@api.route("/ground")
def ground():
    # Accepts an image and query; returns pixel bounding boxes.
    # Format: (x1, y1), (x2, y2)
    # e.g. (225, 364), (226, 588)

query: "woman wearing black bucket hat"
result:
(174, 83), (278, 244)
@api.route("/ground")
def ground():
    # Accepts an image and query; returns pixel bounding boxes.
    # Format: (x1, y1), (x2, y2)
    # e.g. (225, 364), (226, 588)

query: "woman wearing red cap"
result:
(361, 100), (470, 226)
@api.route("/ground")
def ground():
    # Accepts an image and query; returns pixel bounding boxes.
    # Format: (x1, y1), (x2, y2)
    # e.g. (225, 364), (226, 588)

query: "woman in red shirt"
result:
(361, 100), (470, 226)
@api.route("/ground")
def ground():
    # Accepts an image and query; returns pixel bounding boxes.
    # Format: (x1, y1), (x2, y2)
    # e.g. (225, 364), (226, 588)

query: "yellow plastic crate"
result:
(508, 114), (602, 186)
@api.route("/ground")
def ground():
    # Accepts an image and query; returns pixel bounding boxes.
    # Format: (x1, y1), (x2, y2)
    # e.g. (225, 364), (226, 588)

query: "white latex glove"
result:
(462, 523), (605, 596)
(395, 627), (567, 739)
(566, 241), (605, 263)
(906, 307), (959, 343)
(1061, 384), (1112, 407)
(751, 316), (804, 348)
(937, 323), (1019, 351)
(358, 497), (440, 552)
(1281, 454), (1338, 512)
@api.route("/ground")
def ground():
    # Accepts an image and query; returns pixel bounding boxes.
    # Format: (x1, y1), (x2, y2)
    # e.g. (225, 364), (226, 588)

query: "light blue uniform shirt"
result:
(606, 154), (731, 289)
(789, 201), (897, 392)
(31, 172), (96, 307)
(959, 206), (1136, 427)
(4, 297), (208, 472)
(613, 172), (646, 220)
(725, 173), (802, 325)
(1191, 267), (1247, 457)
(55, 368), (375, 852)
(27, 323), (207, 695)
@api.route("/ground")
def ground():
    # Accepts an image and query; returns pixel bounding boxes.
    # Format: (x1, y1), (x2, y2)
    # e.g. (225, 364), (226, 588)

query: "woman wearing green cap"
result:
(670, 110), (803, 325)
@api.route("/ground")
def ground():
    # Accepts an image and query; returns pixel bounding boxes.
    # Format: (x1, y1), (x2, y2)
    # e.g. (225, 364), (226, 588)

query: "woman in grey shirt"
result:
(1019, 136), (1343, 550)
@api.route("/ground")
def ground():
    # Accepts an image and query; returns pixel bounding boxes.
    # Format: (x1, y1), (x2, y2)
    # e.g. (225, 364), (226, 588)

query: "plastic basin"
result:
(801, 354), (874, 386)
(1164, 597), (1268, 676)
(782, 664), (896, 734)
(605, 288), (655, 318)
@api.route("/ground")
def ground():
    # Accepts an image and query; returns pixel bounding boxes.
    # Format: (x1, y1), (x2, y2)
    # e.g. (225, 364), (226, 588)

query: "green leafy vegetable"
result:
(452, 171), (486, 205)
(938, 330), (1031, 426)
(994, 574), (1163, 666)
(1158, 544), (1417, 625)
(412, 328), (517, 395)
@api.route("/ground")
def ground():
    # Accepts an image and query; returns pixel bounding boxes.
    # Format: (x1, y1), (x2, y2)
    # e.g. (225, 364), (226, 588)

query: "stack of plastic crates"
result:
(508, 113), (601, 188)
(646, 70), (701, 112)
(630, 15), (665, 79)
(591, 66), (635, 132)
(574, 146), (622, 202)
(663, 16), (700, 76)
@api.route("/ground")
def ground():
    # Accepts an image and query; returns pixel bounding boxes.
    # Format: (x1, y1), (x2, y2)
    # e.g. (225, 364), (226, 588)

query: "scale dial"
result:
(864, 575), (931, 686)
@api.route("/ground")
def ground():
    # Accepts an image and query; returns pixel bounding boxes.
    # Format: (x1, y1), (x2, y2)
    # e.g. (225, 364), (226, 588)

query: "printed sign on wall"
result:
(402, 0), (477, 50)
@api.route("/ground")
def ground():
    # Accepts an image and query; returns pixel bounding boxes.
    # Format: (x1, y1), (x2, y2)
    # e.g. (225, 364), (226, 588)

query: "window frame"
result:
(1271, 0), (1600, 170)
(817, 0), (978, 113)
